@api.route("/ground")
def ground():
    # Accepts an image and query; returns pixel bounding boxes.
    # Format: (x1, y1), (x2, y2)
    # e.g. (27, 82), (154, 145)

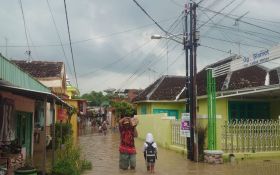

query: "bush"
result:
(54, 122), (73, 149)
(197, 125), (207, 162)
(52, 137), (92, 175)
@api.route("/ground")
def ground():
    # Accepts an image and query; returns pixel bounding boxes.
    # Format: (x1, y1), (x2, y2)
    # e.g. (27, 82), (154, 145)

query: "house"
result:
(12, 60), (82, 145)
(0, 54), (71, 172)
(134, 54), (280, 154)
(12, 60), (67, 97)
(134, 75), (186, 119)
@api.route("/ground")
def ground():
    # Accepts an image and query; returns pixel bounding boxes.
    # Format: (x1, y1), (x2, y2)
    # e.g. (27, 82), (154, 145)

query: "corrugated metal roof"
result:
(0, 54), (50, 93)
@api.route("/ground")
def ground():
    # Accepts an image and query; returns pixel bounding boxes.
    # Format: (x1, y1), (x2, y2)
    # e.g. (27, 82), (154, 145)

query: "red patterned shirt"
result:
(119, 124), (136, 154)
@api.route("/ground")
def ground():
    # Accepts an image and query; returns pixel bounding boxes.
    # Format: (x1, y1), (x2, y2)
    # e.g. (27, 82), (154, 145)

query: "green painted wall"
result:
(197, 98), (228, 121)
(270, 100), (280, 119)
(197, 98), (227, 150)
(136, 114), (172, 148)
(151, 102), (185, 119)
(137, 102), (152, 115)
(136, 101), (186, 119)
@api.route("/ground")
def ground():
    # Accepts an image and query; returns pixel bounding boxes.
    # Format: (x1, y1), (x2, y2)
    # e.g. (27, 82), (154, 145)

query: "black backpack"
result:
(144, 142), (157, 163)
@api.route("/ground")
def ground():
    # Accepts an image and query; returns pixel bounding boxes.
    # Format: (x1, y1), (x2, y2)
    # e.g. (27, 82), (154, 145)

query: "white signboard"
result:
(180, 113), (190, 137)
(213, 45), (280, 77)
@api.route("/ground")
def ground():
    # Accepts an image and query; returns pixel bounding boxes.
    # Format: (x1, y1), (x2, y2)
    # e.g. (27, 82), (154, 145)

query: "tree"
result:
(112, 101), (136, 119)
(81, 91), (109, 106)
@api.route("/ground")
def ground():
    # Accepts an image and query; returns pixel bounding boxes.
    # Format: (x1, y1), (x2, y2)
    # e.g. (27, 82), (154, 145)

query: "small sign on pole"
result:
(181, 113), (190, 137)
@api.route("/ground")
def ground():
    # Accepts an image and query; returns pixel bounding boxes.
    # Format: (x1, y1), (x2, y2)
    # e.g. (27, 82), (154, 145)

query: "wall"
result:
(197, 98), (227, 150)
(136, 102), (152, 115)
(0, 91), (35, 156)
(270, 100), (280, 119)
(136, 114), (172, 149)
(65, 100), (78, 145)
(151, 102), (185, 119)
(136, 101), (185, 119)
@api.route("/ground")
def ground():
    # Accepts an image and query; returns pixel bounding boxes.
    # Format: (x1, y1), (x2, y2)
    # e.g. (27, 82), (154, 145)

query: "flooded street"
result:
(79, 132), (280, 175)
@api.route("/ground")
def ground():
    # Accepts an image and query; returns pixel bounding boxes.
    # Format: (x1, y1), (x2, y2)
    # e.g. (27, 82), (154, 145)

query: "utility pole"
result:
(187, 2), (199, 161)
(192, 3), (199, 162)
(184, 2), (191, 160)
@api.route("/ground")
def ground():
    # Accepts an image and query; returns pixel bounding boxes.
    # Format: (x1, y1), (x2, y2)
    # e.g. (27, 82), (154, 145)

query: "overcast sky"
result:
(1, 0), (280, 94)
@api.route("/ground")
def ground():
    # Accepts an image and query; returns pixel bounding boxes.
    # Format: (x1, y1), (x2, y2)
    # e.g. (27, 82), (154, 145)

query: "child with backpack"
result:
(143, 133), (157, 173)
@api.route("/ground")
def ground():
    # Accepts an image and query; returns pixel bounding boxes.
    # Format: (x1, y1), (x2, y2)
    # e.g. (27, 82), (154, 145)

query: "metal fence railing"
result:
(222, 119), (280, 153)
(171, 121), (187, 149)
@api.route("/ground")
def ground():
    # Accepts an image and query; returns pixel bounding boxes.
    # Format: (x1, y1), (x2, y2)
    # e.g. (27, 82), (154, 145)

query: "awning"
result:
(0, 80), (72, 110)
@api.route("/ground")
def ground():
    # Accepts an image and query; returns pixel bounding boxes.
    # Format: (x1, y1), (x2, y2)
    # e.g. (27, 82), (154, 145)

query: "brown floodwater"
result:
(79, 132), (280, 175)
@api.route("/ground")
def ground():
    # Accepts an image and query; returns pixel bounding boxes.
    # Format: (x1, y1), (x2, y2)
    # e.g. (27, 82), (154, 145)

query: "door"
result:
(16, 112), (33, 158)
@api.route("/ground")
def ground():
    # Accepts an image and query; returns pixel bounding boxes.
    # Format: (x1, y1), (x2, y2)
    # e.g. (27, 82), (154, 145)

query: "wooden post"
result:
(42, 98), (47, 175)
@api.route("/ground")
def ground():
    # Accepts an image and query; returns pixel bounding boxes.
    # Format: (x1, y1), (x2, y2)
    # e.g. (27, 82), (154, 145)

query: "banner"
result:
(180, 113), (190, 137)
(57, 108), (66, 121)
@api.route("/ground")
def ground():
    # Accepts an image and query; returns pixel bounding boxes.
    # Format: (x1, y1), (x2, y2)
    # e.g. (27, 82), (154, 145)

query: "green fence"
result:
(223, 119), (280, 153)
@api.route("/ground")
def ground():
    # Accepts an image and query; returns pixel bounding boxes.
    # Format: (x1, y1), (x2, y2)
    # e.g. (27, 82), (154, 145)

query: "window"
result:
(141, 105), (147, 115)
(228, 101), (270, 121)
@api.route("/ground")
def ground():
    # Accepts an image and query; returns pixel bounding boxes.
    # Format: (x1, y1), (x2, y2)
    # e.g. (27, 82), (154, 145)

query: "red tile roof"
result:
(11, 60), (64, 78)
(134, 55), (280, 102)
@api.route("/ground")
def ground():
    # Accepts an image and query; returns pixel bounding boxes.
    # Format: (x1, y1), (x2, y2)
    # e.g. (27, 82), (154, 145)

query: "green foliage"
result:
(112, 101), (136, 119)
(52, 138), (92, 175)
(81, 91), (109, 106)
(67, 106), (78, 122)
(197, 125), (207, 161)
(55, 123), (73, 149)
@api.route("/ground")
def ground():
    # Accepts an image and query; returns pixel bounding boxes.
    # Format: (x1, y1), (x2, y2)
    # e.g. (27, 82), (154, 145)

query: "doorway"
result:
(16, 112), (33, 158)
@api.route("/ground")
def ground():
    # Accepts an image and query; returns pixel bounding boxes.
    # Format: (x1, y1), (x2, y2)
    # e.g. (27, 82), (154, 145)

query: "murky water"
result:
(79, 132), (280, 175)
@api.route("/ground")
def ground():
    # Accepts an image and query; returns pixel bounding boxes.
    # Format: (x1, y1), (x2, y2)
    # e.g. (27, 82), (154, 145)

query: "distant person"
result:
(102, 120), (108, 135)
(143, 133), (157, 174)
(118, 116), (138, 170)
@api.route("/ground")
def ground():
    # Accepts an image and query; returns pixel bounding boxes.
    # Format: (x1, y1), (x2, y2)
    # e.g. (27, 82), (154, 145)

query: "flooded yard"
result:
(79, 132), (280, 175)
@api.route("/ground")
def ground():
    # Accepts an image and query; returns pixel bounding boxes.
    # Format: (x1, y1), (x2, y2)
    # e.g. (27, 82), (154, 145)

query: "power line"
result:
(63, 0), (78, 89)
(169, 0), (182, 8)
(199, 5), (280, 36)
(0, 16), (179, 48)
(201, 35), (267, 49)
(18, 0), (31, 60)
(78, 39), (152, 77)
(199, 21), (279, 44)
(198, 0), (237, 29)
(132, 0), (168, 34)
(200, 44), (233, 54)
(199, 8), (239, 53)
(116, 42), (181, 90)
(46, 0), (73, 77)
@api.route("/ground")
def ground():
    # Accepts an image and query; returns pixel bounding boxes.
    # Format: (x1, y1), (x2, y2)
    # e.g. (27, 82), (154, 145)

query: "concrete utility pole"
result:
(184, 2), (191, 160)
(187, 2), (199, 162)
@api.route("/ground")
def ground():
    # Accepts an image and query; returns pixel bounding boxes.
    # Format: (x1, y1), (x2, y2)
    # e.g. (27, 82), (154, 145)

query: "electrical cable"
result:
(132, 0), (169, 34)
(201, 35), (267, 49)
(78, 39), (152, 77)
(198, 0), (237, 29)
(46, 0), (74, 76)
(18, 0), (32, 60)
(199, 5), (280, 36)
(63, 0), (78, 89)
(0, 16), (178, 48)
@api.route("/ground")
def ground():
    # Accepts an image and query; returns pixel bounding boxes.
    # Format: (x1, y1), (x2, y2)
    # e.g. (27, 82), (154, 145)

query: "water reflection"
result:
(79, 132), (280, 175)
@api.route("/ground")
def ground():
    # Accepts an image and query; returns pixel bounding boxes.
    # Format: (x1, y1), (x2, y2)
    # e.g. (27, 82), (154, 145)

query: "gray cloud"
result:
(1, 0), (280, 93)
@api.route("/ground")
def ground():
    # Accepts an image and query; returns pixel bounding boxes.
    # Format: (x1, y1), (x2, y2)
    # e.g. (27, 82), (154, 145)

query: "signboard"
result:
(213, 45), (280, 77)
(57, 108), (66, 121)
(180, 113), (190, 137)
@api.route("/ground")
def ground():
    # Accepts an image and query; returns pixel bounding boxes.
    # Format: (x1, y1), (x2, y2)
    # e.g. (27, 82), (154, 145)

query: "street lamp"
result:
(151, 34), (183, 44)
